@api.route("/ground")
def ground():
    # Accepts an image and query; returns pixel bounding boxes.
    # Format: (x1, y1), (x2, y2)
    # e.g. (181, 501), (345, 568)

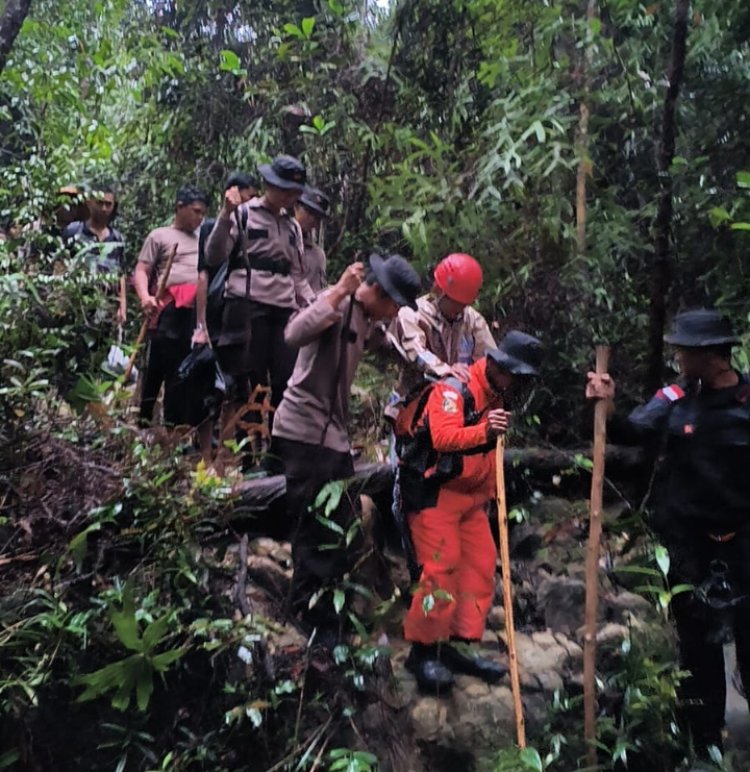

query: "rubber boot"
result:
(405, 643), (454, 694)
(440, 637), (508, 684)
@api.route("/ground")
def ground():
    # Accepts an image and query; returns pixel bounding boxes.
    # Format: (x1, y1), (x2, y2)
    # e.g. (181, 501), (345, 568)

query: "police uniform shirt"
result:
(302, 237), (327, 293)
(137, 225), (199, 288)
(629, 375), (750, 527)
(204, 198), (315, 309)
(272, 292), (381, 452)
(391, 294), (497, 397)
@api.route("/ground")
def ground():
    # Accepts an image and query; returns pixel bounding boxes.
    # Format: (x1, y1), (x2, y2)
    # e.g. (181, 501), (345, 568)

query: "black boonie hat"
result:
(258, 155), (306, 191)
(487, 331), (543, 376)
(299, 186), (330, 218)
(663, 309), (740, 347)
(369, 253), (420, 311)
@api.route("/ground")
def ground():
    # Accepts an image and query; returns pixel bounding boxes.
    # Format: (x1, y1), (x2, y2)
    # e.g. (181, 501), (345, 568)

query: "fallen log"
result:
(231, 446), (646, 518)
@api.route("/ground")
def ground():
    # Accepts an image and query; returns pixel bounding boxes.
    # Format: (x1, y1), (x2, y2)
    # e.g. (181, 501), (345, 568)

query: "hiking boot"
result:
(440, 639), (508, 684)
(405, 644), (454, 694)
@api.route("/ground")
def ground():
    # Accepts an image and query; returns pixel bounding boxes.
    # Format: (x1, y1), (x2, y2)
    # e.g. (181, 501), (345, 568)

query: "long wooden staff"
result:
(583, 344), (610, 767)
(496, 434), (526, 749)
(123, 242), (178, 383)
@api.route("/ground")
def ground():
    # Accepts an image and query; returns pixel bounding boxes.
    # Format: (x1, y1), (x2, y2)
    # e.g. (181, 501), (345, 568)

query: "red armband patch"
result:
(656, 384), (685, 402)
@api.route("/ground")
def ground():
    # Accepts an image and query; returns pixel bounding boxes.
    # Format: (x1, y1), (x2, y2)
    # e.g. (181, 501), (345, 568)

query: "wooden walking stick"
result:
(583, 344), (610, 767)
(496, 434), (526, 749)
(123, 242), (178, 383)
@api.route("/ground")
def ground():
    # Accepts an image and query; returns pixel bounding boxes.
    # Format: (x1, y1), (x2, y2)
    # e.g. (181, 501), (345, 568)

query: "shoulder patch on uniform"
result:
(441, 388), (460, 413)
(656, 384), (685, 402)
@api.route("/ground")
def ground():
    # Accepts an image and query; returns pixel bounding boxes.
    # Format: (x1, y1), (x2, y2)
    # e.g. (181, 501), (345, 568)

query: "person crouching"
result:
(400, 331), (543, 693)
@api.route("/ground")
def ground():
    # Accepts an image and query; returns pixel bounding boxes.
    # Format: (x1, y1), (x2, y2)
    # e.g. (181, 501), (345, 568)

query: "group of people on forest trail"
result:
(60, 154), (750, 761)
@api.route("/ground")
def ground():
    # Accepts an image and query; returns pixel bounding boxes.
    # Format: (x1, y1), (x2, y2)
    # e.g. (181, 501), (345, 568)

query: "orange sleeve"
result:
(425, 383), (488, 452)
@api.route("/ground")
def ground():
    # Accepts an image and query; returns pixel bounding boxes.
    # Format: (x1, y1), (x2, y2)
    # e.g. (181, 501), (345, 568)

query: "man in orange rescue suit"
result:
(399, 331), (543, 693)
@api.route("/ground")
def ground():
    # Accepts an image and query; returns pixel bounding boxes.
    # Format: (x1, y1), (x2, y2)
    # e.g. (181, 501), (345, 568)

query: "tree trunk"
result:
(0, 0), (32, 78)
(646, 0), (690, 395)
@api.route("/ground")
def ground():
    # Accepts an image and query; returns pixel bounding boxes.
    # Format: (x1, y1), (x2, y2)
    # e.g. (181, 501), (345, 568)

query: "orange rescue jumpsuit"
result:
(403, 358), (501, 643)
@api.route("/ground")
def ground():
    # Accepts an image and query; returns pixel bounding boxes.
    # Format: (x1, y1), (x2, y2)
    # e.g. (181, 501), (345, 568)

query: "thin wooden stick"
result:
(123, 242), (178, 383)
(584, 344), (610, 766)
(496, 434), (526, 749)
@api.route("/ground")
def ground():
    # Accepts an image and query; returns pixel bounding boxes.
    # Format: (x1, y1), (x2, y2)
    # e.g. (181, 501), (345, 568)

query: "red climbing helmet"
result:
(433, 253), (483, 305)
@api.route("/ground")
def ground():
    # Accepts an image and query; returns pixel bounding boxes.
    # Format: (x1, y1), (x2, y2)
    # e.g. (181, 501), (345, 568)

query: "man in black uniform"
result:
(587, 309), (750, 755)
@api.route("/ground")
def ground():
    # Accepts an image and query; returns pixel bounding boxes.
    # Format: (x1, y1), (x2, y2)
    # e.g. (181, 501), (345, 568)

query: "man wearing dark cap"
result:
(294, 186), (330, 293)
(271, 254), (421, 642)
(587, 309), (750, 757)
(399, 331), (542, 693)
(134, 185), (209, 425)
(204, 155), (316, 447)
(194, 172), (260, 346)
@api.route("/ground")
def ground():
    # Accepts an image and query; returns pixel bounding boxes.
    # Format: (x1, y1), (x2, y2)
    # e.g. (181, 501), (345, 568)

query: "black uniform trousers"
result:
(216, 300), (296, 432)
(273, 437), (359, 629)
(140, 303), (194, 426)
(666, 518), (750, 751)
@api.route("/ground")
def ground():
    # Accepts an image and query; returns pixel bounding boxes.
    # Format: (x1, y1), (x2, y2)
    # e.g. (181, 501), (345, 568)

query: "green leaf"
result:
(109, 585), (142, 652)
(142, 614), (171, 653)
(150, 647), (187, 672)
(135, 659), (154, 711)
(654, 545), (670, 578)
(520, 746), (544, 771)
(708, 206), (732, 227)
(333, 588), (345, 614)
(301, 17), (316, 38)
(247, 706), (263, 727)
(736, 171), (750, 189)
(0, 749), (21, 769)
(613, 565), (662, 577)
(219, 49), (241, 72)
(283, 22), (302, 39)
(730, 222), (750, 231)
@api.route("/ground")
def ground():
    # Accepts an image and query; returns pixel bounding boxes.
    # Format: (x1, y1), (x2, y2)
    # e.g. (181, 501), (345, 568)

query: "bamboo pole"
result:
(495, 434), (526, 749)
(583, 344), (610, 767)
(123, 242), (178, 383)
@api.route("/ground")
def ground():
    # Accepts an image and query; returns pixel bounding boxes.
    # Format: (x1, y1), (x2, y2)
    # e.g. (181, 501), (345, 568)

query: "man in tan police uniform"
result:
(294, 186), (329, 293)
(205, 155), (314, 440)
(272, 254), (421, 644)
(133, 186), (209, 425)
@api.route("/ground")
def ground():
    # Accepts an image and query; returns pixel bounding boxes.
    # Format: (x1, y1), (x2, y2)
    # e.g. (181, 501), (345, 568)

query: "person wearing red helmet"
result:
(388, 252), (496, 415)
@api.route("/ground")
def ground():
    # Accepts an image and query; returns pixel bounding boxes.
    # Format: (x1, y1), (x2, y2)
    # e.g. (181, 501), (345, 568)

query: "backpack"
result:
(396, 377), (482, 511)
(201, 210), (248, 339)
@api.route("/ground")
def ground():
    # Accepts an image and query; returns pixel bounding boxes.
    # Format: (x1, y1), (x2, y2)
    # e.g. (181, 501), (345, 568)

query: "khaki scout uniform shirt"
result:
(272, 292), (383, 453)
(390, 294), (496, 398)
(137, 225), (199, 288)
(302, 237), (327, 293)
(205, 198), (314, 309)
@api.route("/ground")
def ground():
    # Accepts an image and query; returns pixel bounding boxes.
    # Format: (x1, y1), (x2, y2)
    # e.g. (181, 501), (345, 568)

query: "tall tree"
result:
(647, 0), (690, 394)
(0, 0), (32, 77)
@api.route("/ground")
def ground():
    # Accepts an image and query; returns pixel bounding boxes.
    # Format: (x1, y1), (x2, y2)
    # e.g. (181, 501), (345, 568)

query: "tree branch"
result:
(0, 0), (33, 78)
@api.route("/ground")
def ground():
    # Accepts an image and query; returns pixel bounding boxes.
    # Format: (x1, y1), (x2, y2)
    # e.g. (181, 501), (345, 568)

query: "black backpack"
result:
(396, 376), (483, 511)
(200, 211), (248, 340)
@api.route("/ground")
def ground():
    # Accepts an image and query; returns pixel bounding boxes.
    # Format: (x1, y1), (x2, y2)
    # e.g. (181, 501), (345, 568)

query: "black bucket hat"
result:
(257, 155), (306, 191)
(369, 253), (420, 310)
(663, 309), (740, 347)
(487, 331), (543, 376)
(299, 186), (330, 217)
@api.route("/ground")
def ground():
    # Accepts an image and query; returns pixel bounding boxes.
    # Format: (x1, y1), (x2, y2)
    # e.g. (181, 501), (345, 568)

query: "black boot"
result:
(405, 643), (454, 694)
(440, 638), (508, 684)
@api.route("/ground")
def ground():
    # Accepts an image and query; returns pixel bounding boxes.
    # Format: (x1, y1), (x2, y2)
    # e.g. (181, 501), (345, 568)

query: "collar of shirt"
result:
(81, 221), (118, 242)
(421, 294), (466, 328)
